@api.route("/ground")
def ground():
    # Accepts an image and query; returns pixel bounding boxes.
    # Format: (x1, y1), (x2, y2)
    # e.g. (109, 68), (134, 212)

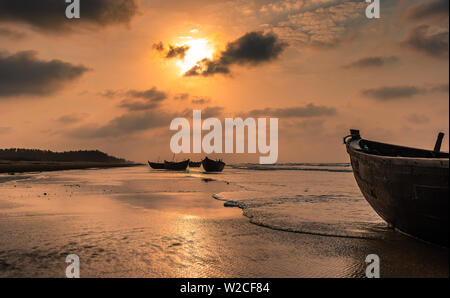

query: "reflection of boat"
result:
(202, 157), (225, 172)
(164, 159), (190, 171)
(344, 129), (449, 247)
(148, 161), (165, 169)
(189, 161), (202, 168)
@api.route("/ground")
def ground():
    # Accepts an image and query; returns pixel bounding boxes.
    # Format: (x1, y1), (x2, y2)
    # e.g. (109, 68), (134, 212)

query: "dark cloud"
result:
(69, 110), (174, 139)
(179, 106), (225, 119)
(185, 31), (288, 77)
(248, 104), (337, 118)
(125, 88), (167, 101)
(362, 86), (423, 100)
(343, 56), (399, 69)
(184, 58), (230, 76)
(405, 0), (449, 22)
(0, 0), (139, 32)
(166, 45), (190, 59)
(0, 50), (89, 97)
(153, 42), (190, 59)
(402, 25), (449, 58)
(362, 84), (449, 100)
(69, 105), (226, 139)
(0, 27), (25, 39)
(119, 87), (168, 111)
(199, 106), (224, 119)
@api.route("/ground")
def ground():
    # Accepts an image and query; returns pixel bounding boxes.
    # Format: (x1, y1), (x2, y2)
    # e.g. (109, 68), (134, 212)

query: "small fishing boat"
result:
(148, 161), (165, 169)
(202, 157), (225, 172)
(164, 159), (190, 171)
(189, 161), (202, 168)
(344, 129), (449, 247)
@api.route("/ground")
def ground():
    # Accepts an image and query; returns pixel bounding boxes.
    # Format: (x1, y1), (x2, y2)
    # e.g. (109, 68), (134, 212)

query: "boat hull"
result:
(148, 161), (165, 169)
(347, 141), (449, 247)
(164, 160), (190, 171)
(202, 158), (225, 172)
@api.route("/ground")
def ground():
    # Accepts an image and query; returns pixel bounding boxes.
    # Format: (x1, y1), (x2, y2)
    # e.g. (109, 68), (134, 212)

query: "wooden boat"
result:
(202, 157), (225, 172)
(189, 161), (202, 168)
(148, 161), (165, 169)
(164, 159), (190, 171)
(344, 129), (449, 247)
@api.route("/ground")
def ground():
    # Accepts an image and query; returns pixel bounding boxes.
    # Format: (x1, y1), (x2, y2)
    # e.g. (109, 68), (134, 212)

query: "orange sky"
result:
(0, 0), (448, 163)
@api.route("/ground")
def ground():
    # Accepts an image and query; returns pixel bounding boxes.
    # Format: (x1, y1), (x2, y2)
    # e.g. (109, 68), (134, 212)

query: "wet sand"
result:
(0, 166), (448, 278)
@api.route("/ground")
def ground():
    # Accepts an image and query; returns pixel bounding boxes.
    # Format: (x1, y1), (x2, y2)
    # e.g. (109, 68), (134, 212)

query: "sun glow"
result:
(176, 39), (214, 75)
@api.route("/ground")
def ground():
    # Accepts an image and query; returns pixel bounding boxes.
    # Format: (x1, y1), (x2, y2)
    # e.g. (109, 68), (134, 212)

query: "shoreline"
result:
(0, 160), (143, 174)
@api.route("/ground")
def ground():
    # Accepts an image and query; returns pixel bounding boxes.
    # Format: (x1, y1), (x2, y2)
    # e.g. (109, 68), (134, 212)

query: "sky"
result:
(0, 0), (448, 163)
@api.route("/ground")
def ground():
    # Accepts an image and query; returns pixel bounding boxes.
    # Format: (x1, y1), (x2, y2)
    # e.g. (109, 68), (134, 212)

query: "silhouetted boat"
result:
(189, 161), (202, 168)
(164, 159), (190, 171)
(148, 161), (165, 169)
(202, 157), (225, 172)
(344, 129), (449, 247)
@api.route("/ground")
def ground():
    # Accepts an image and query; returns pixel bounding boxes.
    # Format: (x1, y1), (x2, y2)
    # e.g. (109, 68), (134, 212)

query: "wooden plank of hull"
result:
(347, 142), (449, 247)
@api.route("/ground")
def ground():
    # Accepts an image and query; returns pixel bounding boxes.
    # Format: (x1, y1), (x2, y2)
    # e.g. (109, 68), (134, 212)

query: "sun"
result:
(176, 39), (214, 75)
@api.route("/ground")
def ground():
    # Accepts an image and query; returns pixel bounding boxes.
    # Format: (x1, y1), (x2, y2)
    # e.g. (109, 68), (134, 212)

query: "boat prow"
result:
(148, 161), (165, 169)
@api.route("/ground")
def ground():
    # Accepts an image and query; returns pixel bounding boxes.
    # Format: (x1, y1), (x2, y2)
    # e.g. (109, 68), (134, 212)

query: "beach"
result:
(0, 166), (448, 278)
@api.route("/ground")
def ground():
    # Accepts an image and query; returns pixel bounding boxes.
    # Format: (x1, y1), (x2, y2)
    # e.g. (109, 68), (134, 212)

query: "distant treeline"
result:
(0, 149), (128, 163)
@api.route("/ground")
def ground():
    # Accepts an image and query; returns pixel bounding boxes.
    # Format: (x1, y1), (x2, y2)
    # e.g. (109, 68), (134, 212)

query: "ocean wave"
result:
(212, 192), (390, 240)
(229, 164), (352, 173)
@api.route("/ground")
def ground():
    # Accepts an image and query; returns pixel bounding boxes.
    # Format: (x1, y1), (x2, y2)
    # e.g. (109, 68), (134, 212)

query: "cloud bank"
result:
(404, 0), (449, 22)
(402, 25), (449, 58)
(0, 0), (139, 32)
(343, 56), (399, 69)
(362, 84), (449, 100)
(0, 50), (89, 97)
(249, 104), (337, 118)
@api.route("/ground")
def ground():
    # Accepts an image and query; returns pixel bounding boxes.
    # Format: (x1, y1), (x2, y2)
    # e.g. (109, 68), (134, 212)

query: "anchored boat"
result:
(344, 129), (449, 247)
(164, 159), (190, 171)
(202, 157), (225, 172)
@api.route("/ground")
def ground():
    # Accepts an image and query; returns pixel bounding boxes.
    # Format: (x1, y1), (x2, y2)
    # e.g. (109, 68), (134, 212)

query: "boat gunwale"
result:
(347, 139), (449, 168)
